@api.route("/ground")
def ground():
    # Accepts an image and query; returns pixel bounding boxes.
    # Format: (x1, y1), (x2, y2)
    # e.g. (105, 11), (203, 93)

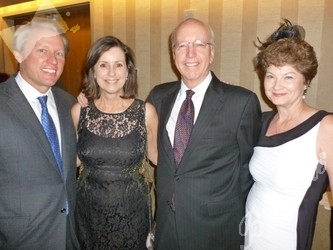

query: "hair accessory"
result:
(257, 18), (305, 49)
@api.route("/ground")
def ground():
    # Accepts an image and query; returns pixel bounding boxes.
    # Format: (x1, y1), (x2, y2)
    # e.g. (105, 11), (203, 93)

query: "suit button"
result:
(175, 176), (180, 181)
(60, 208), (67, 213)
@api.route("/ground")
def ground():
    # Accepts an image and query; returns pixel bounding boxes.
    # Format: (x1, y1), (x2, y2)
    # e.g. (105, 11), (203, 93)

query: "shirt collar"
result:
(16, 72), (53, 103)
(179, 71), (212, 96)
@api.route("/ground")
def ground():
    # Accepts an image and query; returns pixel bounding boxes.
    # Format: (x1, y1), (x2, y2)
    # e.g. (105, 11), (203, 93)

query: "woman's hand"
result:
(77, 92), (89, 107)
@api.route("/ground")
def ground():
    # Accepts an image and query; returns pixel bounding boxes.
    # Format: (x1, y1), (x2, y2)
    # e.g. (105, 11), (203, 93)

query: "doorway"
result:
(13, 3), (91, 97)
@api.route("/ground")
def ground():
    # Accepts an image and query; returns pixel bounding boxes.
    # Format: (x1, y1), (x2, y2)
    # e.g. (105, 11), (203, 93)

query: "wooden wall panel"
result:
(0, 0), (90, 97)
(58, 4), (91, 96)
(11, 4), (90, 96)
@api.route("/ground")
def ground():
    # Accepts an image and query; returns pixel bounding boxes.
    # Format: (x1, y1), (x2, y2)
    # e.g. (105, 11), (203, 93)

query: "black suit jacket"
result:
(146, 72), (262, 250)
(0, 77), (79, 249)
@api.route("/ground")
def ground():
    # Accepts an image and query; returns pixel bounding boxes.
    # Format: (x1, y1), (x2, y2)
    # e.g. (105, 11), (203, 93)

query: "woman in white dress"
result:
(245, 19), (333, 250)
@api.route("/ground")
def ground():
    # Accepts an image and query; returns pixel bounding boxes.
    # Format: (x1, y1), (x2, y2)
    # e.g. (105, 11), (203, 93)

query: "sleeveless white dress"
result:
(245, 111), (329, 250)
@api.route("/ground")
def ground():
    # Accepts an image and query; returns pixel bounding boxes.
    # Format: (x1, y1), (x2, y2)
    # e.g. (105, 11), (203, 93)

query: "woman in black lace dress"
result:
(71, 36), (158, 249)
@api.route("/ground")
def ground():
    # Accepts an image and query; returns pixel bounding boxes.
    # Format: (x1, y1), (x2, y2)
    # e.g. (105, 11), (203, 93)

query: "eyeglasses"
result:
(173, 40), (213, 51)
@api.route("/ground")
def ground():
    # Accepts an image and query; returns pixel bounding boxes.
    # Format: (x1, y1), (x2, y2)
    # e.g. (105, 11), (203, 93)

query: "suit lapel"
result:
(52, 88), (68, 180)
(6, 80), (64, 177)
(159, 86), (180, 170)
(52, 88), (73, 181)
(177, 78), (225, 173)
(191, 81), (224, 143)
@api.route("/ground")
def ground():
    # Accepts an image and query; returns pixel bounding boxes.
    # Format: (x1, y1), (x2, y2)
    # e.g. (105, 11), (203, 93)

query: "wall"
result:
(1, 0), (332, 111)
(89, 0), (333, 111)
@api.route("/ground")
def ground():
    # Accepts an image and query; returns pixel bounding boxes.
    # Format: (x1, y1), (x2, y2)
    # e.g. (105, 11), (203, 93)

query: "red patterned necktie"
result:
(173, 89), (195, 166)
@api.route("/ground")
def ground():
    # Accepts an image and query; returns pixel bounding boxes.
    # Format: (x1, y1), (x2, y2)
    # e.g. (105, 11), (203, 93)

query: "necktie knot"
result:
(38, 95), (48, 109)
(186, 89), (195, 99)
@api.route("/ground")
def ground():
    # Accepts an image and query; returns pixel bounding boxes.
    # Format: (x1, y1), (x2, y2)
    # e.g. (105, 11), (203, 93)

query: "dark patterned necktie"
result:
(38, 96), (63, 175)
(173, 89), (195, 166)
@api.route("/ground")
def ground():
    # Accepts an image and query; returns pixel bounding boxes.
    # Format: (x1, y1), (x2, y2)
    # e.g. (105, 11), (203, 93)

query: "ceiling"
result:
(0, 0), (35, 8)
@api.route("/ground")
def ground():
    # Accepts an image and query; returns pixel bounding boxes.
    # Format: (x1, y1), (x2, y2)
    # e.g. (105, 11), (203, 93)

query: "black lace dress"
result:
(75, 99), (149, 250)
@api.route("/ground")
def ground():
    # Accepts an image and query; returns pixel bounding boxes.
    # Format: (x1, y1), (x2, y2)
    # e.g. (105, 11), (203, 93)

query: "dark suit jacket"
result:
(146, 72), (262, 250)
(0, 77), (79, 249)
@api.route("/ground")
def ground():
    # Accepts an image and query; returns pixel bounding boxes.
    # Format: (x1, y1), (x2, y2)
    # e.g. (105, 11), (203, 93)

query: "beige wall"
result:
(1, 0), (332, 111)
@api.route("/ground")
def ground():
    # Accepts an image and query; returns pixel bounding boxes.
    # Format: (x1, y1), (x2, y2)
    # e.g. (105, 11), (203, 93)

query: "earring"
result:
(303, 84), (309, 99)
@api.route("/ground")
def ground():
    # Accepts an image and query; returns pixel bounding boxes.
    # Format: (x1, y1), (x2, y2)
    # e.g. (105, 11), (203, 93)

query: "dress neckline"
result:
(258, 110), (329, 147)
(91, 98), (137, 115)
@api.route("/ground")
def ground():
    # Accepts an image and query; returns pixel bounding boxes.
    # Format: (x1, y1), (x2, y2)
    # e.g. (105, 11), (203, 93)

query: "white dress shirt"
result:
(167, 72), (212, 147)
(16, 72), (62, 153)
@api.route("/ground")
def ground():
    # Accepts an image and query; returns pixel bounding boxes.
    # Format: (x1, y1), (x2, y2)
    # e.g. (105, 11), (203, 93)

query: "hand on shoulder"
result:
(77, 92), (89, 107)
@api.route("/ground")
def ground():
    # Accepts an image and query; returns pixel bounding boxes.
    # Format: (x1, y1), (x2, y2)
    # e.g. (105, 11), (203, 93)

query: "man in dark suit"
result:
(0, 17), (79, 249)
(146, 18), (262, 250)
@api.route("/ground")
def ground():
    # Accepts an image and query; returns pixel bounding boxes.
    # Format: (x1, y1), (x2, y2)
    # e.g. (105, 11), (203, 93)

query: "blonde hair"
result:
(13, 17), (68, 54)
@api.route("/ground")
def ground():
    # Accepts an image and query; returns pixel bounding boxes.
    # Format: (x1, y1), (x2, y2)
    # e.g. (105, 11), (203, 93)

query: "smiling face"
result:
(93, 47), (129, 96)
(264, 64), (307, 108)
(172, 19), (215, 88)
(14, 28), (65, 93)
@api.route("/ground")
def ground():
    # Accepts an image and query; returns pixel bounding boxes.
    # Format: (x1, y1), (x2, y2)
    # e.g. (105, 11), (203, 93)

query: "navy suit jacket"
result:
(146, 72), (262, 250)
